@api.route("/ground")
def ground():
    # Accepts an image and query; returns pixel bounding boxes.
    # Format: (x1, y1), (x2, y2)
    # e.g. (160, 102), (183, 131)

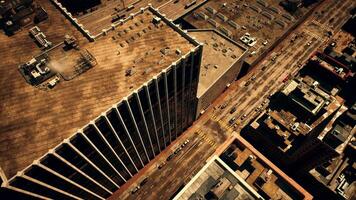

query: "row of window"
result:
(7, 49), (202, 199)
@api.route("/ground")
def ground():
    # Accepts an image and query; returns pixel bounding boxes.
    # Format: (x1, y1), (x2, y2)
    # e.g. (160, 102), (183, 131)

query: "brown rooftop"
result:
(76, 0), (170, 35)
(0, 6), (197, 179)
(158, 0), (208, 21)
(188, 30), (246, 98)
(232, 134), (313, 200)
(63, 0), (206, 36)
(183, 0), (303, 65)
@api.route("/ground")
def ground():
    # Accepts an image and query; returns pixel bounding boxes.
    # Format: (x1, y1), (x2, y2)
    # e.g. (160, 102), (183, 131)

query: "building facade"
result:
(2, 42), (202, 200)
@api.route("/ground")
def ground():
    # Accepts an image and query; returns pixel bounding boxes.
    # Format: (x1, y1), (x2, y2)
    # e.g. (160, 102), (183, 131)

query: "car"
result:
(262, 99), (269, 105)
(220, 103), (228, 109)
(307, 41), (312, 46)
(157, 162), (166, 169)
(228, 117), (236, 125)
(166, 154), (174, 161)
(131, 186), (140, 194)
(244, 80), (251, 87)
(251, 75), (256, 81)
(261, 66), (267, 71)
(229, 107), (237, 114)
(140, 177), (148, 186)
(174, 147), (182, 154)
(271, 56), (277, 61)
(241, 114), (247, 120)
(183, 139), (190, 145)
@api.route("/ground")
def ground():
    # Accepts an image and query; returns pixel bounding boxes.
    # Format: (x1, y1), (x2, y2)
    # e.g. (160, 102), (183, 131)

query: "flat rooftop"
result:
(281, 78), (330, 115)
(76, 0), (168, 35)
(248, 79), (344, 152)
(188, 30), (246, 98)
(173, 156), (262, 200)
(184, 0), (310, 65)
(310, 143), (355, 199)
(68, 0), (206, 35)
(0, 7), (197, 179)
(332, 31), (355, 57)
(158, 0), (208, 21)
(220, 135), (313, 200)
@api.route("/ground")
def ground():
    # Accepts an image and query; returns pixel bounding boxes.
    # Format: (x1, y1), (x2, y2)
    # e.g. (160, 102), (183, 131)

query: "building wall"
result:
(1, 47), (202, 199)
(241, 126), (291, 168)
(196, 54), (245, 117)
(241, 122), (339, 174)
(289, 139), (339, 173)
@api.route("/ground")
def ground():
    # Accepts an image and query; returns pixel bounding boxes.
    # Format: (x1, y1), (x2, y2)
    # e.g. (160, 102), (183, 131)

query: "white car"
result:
(184, 139), (190, 145)
(131, 186), (140, 194)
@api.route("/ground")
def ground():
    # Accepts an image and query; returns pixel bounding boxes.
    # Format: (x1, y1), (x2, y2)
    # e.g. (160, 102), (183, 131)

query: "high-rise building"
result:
(0, 7), (202, 199)
(187, 30), (247, 117)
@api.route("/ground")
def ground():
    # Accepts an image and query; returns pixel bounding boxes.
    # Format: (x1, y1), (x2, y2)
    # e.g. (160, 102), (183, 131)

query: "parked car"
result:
(166, 154), (174, 161)
(229, 117), (236, 125)
(157, 162), (166, 169)
(174, 147), (182, 154)
(183, 139), (190, 145)
(229, 107), (237, 114)
(221, 102), (228, 109)
(131, 185), (140, 194)
(140, 177), (148, 186)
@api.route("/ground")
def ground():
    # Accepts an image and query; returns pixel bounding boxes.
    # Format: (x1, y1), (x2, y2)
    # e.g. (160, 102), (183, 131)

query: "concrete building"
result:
(187, 29), (247, 117)
(308, 109), (355, 199)
(174, 135), (313, 200)
(183, 0), (319, 69)
(241, 74), (348, 173)
(0, 7), (202, 199)
(220, 135), (313, 200)
(173, 156), (264, 200)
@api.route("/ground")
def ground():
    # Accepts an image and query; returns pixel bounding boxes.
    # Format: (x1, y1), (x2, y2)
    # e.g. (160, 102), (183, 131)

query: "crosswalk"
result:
(192, 113), (236, 149)
(195, 129), (217, 148)
(211, 114), (234, 130)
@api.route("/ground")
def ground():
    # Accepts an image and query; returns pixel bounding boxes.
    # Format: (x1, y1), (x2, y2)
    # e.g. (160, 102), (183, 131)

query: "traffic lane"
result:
(237, 37), (323, 128)
(219, 34), (307, 123)
(126, 136), (202, 199)
(127, 122), (226, 200)
(216, 33), (307, 121)
(144, 141), (214, 200)
(224, 34), (320, 128)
